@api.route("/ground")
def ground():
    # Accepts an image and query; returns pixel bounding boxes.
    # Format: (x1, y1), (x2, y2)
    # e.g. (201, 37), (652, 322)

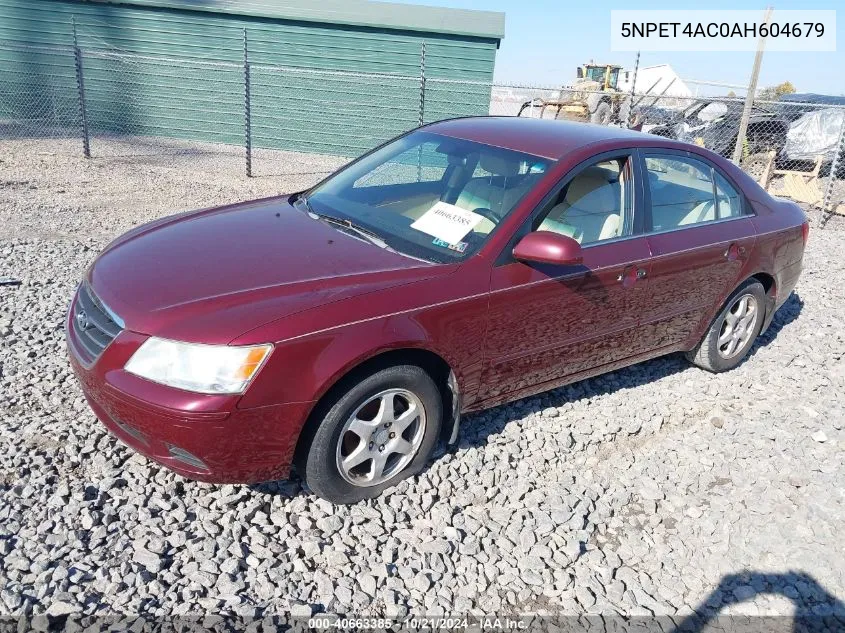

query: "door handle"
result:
(617, 268), (648, 283)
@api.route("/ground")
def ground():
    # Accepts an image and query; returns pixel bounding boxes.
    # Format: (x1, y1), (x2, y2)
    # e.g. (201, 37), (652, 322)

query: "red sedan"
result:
(67, 118), (807, 503)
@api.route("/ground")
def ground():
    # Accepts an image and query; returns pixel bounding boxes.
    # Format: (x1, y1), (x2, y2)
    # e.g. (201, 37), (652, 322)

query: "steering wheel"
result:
(473, 207), (500, 225)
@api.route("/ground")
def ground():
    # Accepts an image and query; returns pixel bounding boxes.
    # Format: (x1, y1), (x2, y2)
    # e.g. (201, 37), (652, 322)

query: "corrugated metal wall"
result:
(0, 0), (498, 156)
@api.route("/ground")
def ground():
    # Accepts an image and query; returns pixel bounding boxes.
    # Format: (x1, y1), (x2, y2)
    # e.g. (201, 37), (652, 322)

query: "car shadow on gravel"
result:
(248, 479), (303, 499)
(448, 292), (805, 462)
(750, 292), (804, 353)
(674, 570), (845, 632)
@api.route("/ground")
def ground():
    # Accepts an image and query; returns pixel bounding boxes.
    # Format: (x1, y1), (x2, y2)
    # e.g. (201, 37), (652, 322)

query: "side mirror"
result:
(576, 67), (584, 79)
(513, 231), (583, 266)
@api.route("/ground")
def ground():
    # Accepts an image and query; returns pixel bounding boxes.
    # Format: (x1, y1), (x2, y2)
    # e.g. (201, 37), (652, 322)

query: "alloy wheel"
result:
(335, 389), (426, 487)
(717, 293), (758, 359)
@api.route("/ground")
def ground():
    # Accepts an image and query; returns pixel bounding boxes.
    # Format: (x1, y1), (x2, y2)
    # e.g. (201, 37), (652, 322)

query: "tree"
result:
(727, 90), (737, 98)
(757, 81), (796, 101)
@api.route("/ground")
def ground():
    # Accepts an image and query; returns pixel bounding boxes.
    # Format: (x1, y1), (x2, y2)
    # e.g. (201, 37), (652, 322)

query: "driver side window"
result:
(533, 157), (631, 245)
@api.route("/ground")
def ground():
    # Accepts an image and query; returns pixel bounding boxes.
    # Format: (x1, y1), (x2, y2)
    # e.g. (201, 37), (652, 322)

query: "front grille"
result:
(70, 282), (124, 365)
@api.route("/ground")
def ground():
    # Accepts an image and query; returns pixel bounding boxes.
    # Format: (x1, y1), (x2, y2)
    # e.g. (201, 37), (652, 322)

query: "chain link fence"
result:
(2, 36), (844, 225)
(464, 80), (845, 223)
(624, 93), (845, 226)
(84, 50), (245, 155)
(0, 42), (81, 140)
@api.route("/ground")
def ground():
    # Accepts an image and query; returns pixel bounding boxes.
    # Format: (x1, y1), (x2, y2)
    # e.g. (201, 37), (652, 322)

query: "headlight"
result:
(124, 337), (272, 394)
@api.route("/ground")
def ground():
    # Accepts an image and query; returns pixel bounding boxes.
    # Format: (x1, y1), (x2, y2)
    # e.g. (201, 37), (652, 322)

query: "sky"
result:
(390, 0), (843, 96)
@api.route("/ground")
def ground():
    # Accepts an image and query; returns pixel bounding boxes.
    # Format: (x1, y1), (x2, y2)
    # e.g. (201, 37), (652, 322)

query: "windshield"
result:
(586, 66), (606, 83)
(303, 131), (553, 263)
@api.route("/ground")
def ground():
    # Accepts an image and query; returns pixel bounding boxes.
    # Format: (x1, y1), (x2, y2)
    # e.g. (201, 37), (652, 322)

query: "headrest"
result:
(566, 167), (614, 206)
(479, 153), (520, 177)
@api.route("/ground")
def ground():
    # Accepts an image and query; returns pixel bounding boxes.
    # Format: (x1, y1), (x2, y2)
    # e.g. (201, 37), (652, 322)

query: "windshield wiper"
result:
(321, 215), (391, 250)
(295, 193), (434, 263)
(299, 199), (390, 249)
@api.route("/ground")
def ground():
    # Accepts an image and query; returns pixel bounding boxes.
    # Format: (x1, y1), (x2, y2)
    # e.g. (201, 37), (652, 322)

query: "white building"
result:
(617, 64), (692, 106)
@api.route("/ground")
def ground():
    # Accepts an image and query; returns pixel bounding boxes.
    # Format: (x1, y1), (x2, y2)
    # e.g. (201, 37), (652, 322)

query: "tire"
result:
(686, 279), (767, 373)
(299, 364), (443, 504)
(590, 101), (612, 125)
(741, 152), (772, 181)
(617, 96), (632, 128)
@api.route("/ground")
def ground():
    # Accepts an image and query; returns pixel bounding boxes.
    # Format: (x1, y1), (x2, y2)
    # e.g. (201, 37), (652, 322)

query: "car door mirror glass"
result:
(513, 231), (583, 266)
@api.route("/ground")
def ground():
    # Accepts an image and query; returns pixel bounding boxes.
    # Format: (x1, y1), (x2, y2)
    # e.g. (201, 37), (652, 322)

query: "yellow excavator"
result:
(518, 62), (631, 125)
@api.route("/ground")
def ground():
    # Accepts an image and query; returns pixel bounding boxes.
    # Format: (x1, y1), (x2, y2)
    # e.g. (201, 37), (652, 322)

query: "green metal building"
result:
(0, 0), (505, 156)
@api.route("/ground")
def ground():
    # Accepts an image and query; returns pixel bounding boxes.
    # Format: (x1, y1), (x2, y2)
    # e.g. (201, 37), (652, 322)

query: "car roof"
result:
(781, 93), (845, 106)
(424, 117), (665, 160)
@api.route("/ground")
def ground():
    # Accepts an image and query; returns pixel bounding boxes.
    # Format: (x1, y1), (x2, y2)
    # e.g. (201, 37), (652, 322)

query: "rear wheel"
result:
(299, 364), (443, 504)
(686, 280), (767, 372)
(741, 152), (772, 182)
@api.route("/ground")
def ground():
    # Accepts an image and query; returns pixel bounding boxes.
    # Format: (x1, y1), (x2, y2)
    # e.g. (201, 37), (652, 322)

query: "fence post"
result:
(418, 42), (426, 127)
(820, 114), (845, 228)
(243, 28), (252, 178)
(72, 17), (91, 159)
(732, 6), (772, 165)
(626, 50), (640, 128)
(416, 42), (426, 181)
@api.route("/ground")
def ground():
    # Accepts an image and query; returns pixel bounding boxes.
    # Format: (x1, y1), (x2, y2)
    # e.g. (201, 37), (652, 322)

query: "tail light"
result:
(802, 220), (810, 246)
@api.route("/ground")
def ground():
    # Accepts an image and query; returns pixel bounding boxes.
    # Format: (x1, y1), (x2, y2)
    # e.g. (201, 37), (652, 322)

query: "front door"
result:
(479, 152), (652, 404)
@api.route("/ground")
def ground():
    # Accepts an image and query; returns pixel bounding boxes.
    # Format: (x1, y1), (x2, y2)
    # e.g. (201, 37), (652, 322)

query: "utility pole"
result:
(731, 6), (773, 165)
(626, 50), (640, 128)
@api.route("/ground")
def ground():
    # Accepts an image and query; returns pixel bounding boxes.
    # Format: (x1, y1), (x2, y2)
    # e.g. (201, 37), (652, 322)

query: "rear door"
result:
(479, 150), (653, 404)
(638, 150), (757, 349)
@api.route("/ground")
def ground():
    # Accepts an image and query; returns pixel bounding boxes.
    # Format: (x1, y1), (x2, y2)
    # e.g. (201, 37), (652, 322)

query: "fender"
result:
(236, 297), (488, 412)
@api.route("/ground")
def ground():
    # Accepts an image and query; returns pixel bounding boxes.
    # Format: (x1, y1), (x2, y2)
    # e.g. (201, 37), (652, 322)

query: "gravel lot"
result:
(1, 137), (844, 628)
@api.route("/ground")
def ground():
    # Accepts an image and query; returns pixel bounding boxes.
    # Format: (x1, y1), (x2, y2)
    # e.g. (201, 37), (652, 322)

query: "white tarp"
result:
(783, 108), (845, 161)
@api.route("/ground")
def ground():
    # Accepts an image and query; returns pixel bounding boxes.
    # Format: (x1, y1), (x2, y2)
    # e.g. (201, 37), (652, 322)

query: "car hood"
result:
(88, 196), (454, 344)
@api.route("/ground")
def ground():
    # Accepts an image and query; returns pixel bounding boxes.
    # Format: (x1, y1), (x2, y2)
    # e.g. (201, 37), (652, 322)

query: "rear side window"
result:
(645, 155), (744, 231)
(715, 171), (743, 218)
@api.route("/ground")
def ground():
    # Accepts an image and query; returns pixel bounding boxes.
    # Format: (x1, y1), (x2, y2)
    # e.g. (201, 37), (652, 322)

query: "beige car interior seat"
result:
(538, 167), (622, 243)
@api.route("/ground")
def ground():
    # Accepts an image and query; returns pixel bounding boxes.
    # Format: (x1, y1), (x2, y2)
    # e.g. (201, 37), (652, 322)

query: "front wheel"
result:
(299, 364), (443, 504)
(686, 279), (767, 372)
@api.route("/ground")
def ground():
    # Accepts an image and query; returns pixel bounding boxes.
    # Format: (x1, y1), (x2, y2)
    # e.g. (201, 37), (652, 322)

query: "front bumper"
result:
(66, 295), (314, 484)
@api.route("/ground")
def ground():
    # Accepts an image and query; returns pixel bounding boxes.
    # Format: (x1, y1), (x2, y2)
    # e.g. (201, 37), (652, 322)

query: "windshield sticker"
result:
(410, 202), (483, 245)
(432, 237), (468, 253)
